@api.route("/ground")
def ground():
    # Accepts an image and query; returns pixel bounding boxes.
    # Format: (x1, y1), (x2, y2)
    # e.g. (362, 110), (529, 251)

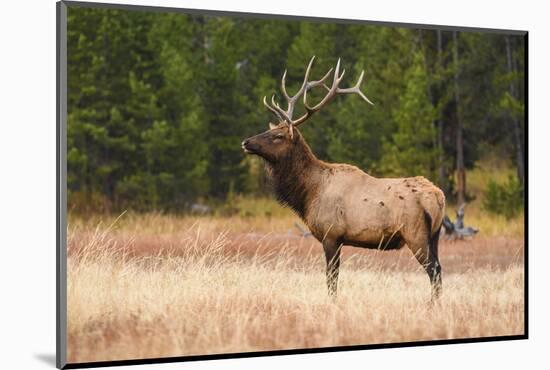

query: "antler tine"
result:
(311, 67), (333, 92)
(282, 56), (316, 119)
(302, 58), (343, 112)
(281, 69), (290, 100)
(263, 96), (284, 122)
(281, 56), (315, 101)
(271, 94), (292, 122)
(336, 70), (374, 105)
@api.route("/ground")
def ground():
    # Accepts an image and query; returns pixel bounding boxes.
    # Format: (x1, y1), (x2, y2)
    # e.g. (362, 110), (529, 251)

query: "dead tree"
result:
(442, 204), (479, 240)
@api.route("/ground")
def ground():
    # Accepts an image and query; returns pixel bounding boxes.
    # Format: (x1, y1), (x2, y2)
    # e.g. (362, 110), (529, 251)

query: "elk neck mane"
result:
(264, 129), (326, 219)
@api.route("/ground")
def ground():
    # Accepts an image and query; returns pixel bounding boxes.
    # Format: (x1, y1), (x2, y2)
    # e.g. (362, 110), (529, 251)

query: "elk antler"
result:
(263, 56), (373, 128)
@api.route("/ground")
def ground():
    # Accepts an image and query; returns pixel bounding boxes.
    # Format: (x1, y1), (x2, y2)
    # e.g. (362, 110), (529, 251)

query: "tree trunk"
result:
(453, 31), (466, 205)
(505, 36), (525, 190)
(436, 30), (446, 193)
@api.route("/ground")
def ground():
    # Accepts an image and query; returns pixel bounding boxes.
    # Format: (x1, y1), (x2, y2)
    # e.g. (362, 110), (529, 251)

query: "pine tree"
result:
(380, 51), (438, 179)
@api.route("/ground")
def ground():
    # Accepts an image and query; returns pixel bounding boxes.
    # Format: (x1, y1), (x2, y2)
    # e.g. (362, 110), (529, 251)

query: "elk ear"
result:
(269, 122), (278, 130)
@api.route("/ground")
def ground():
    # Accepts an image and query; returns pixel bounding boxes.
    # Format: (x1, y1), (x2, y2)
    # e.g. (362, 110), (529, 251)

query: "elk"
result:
(241, 56), (445, 300)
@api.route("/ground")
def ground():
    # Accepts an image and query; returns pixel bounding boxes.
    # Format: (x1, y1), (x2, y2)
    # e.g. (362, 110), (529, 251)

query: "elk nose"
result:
(241, 139), (249, 147)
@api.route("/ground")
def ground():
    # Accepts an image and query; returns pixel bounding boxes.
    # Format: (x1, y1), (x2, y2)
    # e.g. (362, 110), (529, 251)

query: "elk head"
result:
(241, 56), (373, 163)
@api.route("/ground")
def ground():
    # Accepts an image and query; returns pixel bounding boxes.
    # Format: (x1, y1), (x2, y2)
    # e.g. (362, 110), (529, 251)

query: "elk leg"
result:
(322, 239), (342, 298)
(409, 238), (442, 302)
(428, 228), (443, 299)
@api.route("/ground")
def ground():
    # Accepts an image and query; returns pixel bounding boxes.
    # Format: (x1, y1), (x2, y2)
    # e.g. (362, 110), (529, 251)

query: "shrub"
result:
(482, 175), (523, 218)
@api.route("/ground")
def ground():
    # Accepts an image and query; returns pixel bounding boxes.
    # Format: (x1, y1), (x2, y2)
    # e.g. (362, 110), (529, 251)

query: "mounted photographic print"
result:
(56, 1), (527, 368)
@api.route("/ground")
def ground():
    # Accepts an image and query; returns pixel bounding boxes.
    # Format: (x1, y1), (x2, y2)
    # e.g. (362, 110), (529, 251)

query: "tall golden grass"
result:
(67, 211), (524, 363)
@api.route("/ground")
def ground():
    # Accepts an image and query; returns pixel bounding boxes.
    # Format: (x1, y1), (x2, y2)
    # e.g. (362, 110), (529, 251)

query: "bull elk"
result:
(241, 56), (445, 300)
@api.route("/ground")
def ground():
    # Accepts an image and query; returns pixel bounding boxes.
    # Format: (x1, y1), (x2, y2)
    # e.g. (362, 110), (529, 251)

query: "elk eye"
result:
(275, 134), (284, 139)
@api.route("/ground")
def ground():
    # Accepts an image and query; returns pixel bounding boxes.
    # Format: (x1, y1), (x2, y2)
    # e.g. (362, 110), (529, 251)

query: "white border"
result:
(2, 0), (548, 369)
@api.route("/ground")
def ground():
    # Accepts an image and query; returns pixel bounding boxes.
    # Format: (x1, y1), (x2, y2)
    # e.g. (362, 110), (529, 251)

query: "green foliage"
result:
(380, 51), (438, 179)
(66, 5), (525, 213)
(483, 175), (523, 219)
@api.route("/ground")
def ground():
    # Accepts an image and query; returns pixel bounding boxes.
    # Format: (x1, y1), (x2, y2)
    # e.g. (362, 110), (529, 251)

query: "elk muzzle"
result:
(241, 138), (259, 155)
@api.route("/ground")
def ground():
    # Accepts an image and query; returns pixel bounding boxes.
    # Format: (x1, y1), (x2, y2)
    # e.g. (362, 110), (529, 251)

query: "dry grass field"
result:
(67, 207), (525, 364)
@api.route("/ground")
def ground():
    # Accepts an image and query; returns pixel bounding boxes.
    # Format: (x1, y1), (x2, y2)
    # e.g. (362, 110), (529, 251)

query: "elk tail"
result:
(424, 210), (442, 260)
(419, 190), (445, 235)
(423, 210), (434, 239)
